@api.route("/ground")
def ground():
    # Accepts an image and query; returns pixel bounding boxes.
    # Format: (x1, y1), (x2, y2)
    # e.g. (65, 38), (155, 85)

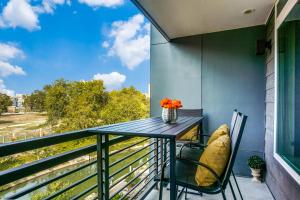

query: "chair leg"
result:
(159, 180), (164, 200)
(229, 180), (237, 200)
(232, 171), (244, 200)
(221, 189), (227, 200)
(185, 187), (188, 199)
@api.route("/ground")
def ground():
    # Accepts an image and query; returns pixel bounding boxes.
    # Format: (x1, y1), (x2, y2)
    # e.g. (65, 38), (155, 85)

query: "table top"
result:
(91, 116), (203, 139)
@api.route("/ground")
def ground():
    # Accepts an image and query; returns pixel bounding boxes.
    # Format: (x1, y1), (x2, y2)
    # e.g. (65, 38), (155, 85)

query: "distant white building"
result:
(10, 94), (25, 112)
(15, 94), (25, 108)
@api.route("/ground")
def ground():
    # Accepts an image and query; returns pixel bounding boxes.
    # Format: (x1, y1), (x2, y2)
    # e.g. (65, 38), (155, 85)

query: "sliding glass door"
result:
(277, 1), (300, 175)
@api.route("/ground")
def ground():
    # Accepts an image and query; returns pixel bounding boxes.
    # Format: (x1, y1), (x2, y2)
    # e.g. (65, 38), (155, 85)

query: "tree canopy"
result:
(44, 79), (69, 125)
(22, 79), (149, 132)
(0, 93), (12, 115)
(58, 80), (108, 132)
(101, 87), (149, 124)
(24, 90), (46, 112)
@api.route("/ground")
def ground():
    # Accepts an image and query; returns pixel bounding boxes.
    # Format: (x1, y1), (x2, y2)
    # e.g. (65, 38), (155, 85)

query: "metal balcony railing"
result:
(0, 129), (164, 200)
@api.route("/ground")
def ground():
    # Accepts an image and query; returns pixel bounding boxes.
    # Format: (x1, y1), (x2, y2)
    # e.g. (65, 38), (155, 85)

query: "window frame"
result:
(274, 0), (300, 184)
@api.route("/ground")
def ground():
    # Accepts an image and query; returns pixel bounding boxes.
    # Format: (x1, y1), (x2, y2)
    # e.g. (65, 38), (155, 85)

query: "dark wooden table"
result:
(93, 116), (204, 200)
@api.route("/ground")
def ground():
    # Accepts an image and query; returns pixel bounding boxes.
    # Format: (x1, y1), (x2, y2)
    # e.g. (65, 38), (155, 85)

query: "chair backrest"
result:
(230, 109), (238, 136)
(222, 111), (247, 188)
(177, 109), (203, 117)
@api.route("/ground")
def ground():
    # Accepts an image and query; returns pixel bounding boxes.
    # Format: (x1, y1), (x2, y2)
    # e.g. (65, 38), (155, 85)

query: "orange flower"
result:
(160, 98), (183, 109)
(172, 100), (182, 108)
(160, 98), (172, 108)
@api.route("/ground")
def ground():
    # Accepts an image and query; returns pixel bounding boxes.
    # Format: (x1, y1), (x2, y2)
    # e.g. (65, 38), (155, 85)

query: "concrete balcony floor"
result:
(145, 176), (274, 200)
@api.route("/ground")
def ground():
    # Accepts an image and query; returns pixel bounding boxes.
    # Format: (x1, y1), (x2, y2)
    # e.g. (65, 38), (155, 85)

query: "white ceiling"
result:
(137, 0), (275, 39)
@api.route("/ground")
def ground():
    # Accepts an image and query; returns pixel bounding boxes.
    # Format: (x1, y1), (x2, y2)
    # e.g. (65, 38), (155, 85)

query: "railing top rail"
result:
(0, 129), (97, 157)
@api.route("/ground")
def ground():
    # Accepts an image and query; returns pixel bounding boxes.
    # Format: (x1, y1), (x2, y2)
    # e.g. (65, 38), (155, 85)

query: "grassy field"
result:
(0, 113), (51, 143)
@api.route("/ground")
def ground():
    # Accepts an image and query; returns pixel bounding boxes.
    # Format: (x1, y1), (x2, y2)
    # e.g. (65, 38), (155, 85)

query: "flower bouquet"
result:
(160, 98), (182, 123)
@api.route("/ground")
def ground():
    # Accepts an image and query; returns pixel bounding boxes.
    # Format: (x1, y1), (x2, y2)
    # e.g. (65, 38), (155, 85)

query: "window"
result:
(277, 0), (289, 16)
(277, 2), (300, 175)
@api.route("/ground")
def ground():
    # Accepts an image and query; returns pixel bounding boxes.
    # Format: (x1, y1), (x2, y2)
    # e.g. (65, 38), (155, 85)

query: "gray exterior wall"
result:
(150, 29), (202, 114)
(150, 25), (266, 176)
(264, 13), (300, 200)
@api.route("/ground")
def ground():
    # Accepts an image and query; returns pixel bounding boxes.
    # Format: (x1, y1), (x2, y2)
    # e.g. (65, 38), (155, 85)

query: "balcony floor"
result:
(145, 177), (274, 200)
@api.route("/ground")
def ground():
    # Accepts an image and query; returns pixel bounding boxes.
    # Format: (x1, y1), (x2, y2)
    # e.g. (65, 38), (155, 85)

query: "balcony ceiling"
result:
(135, 0), (275, 40)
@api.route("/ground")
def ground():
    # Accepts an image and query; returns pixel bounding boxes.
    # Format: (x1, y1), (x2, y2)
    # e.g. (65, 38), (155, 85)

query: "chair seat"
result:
(156, 159), (222, 194)
(176, 143), (204, 161)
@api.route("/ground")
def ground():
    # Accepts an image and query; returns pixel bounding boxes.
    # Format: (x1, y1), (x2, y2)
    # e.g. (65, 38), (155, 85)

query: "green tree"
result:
(101, 87), (150, 124)
(57, 80), (108, 132)
(24, 90), (46, 112)
(44, 79), (69, 125)
(0, 93), (12, 115)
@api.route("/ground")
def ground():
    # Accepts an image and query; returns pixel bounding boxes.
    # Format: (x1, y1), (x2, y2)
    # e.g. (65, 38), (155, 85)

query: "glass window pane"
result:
(277, 2), (300, 175)
(277, 0), (288, 16)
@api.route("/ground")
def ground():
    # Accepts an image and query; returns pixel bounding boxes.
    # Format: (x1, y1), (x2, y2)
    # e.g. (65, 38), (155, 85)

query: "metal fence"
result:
(0, 129), (163, 200)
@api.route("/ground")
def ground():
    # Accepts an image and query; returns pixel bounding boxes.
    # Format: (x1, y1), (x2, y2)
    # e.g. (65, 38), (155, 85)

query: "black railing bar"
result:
(7, 160), (97, 199)
(102, 136), (132, 147)
(131, 176), (156, 200)
(44, 172), (97, 200)
(120, 170), (155, 200)
(109, 142), (155, 168)
(110, 155), (156, 189)
(135, 182), (156, 200)
(158, 159), (170, 172)
(110, 163), (155, 199)
(0, 130), (96, 157)
(109, 149), (155, 179)
(71, 184), (97, 200)
(0, 144), (96, 186)
(109, 138), (149, 156)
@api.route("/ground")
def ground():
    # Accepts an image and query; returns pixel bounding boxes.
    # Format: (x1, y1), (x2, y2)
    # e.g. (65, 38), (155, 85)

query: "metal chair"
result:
(159, 111), (247, 200)
(177, 109), (243, 199)
(176, 108), (204, 142)
(178, 109), (238, 159)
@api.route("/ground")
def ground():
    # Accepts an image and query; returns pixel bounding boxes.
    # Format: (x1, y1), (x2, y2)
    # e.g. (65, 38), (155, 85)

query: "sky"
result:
(0, 0), (150, 96)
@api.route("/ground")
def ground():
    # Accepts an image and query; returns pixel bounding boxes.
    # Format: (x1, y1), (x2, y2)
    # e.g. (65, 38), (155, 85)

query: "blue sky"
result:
(0, 0), (150, 96)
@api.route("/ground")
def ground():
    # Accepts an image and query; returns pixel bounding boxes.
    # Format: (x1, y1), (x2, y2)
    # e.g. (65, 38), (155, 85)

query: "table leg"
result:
(96, 134), (103, 200)
(154, 138), (159, 189)
(199, 120), (204, 145)
(169, 138), (177, 200)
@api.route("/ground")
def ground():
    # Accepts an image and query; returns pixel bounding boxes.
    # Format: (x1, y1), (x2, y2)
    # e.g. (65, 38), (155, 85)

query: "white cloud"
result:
(78, 0), (124, 8)
(0, 43), (26, 78)
(0, 0), (40, 31)
(0, 43), (24, 61)
(105, 14), (150, 70)
(34, 0), (67, 14)
(0, 61), (26, 77)
(93, 71), (126, 91)
(102, 41), (109, 48)
(0, 79), (15, 96)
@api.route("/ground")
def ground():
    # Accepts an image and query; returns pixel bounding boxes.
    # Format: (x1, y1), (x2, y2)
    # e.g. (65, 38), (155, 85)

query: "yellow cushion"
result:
(207, 124), (229, 145)
(178, 125), (198, 141)
(195, 134), (231, 186)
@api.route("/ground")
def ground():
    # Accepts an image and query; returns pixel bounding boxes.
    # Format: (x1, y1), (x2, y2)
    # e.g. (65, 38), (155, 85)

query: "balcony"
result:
(1, 0), (300, 199)
(0, 120), (274, 200)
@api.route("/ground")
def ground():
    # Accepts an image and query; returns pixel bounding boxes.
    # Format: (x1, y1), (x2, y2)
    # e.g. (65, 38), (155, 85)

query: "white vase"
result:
(250, 168), (262, 182)
(161, 108), (178, 123)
